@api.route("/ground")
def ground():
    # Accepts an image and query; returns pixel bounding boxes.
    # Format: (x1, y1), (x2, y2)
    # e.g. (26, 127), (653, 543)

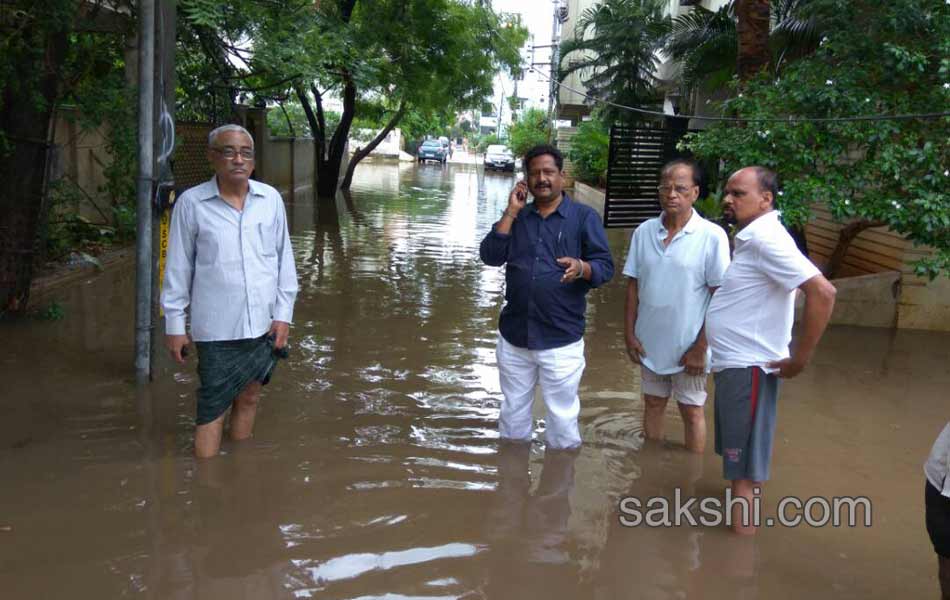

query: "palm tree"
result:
(736, 0), (771, 80)
(664, 2), (738, 91)
(558, 0), (670, 123)
(665, 0), (822, 90)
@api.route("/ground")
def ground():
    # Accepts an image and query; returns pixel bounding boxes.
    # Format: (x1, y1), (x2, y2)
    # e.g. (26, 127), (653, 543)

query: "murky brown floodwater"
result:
(1, 162), (948, 599)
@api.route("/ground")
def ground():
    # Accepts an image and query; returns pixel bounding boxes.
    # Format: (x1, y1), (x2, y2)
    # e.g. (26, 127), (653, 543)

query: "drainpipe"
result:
(135, 0), (155, 382)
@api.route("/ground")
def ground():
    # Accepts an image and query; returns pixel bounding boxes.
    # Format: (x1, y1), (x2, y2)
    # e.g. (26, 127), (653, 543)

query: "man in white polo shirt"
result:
(706, 166), (836, 535)
(623, 159), (730, 452)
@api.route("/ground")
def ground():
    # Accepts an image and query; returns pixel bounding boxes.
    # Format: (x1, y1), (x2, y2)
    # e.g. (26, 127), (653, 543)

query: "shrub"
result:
(568, 118), (609, 187)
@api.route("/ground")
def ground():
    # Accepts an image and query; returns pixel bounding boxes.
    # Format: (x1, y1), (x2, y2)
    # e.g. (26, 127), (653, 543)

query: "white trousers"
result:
(496, 334), (586, 449)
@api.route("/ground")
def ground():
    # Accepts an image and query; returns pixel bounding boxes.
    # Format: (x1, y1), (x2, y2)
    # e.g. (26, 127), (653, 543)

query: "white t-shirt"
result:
(623, 210), (730, 374)
(706, 211), (820, 371)
(925, 422), (950, 498)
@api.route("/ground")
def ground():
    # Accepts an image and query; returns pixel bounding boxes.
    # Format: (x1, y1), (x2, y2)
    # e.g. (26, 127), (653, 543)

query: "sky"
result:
(483, 0), (563, 126)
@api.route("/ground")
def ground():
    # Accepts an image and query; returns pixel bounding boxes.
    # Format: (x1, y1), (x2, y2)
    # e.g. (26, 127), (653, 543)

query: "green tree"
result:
(477, 133), (500, 154)
(684, 0), (950, 278)
(186, 0), (526, 197)
(398, 107), (453, 144)
(558, 0), (669, 124)
(736, 0), (771, 80)
(665, 0), (822, 93)
(507, 108), (550, 157)
(567, 118), (609, 188)
(0, 1), (140, 314)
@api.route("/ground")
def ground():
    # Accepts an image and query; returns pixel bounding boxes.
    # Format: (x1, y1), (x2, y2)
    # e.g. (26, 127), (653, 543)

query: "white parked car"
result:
(483, 144), (515, 172)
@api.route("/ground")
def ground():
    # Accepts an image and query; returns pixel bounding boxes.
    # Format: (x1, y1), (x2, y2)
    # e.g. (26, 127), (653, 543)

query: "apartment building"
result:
(557, 0), (731, 125)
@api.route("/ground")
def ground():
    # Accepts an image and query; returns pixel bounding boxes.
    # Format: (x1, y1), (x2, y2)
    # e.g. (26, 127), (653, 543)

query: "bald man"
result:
(705, 166), (836, 535)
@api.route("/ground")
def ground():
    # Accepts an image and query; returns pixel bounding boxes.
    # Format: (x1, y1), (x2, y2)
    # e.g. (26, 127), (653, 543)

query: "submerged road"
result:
(0, 162), (947, 598)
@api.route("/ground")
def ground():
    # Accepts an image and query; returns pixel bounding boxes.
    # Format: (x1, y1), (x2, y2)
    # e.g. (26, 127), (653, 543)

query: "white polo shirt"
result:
(706, 210), (820, 372)
(925, 422), (950, 498)
(623, 210), (730, 374)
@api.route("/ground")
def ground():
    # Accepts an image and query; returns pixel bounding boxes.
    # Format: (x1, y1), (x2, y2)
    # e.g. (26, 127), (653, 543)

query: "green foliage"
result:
(477, 134), (500, 154)
(180, 0), (227, 27)
(217, 0), (526, 135)
(664, 1), (738, 92)
(392, 107), (452, 144)
(684, 0), (950, 278)
(694, 192), (723, 221)
(1, 2), (136, 266)
(559, 0), (669, 124)
(265, 103), (344, 139)
(507, 108), (550, 157)
(267, 101), (311, 137)
(175, 18), (234, 123)
(42, 12), (137, 261)
(568, 118), (609, 187)
(665, 0), (823, 92)
(0, 1), (81, 154)
(36, 300), (66, 321)
(180, 0), (528, 190)
(43, 181), (119, 261)
(60, 29), (137, 211)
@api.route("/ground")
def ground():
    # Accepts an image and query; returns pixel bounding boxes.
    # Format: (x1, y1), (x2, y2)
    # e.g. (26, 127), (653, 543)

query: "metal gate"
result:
(602, 122), (692, 228)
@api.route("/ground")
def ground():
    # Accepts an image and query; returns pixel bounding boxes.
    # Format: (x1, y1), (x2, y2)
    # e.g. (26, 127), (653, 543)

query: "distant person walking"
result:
(926, 421), (950, 600)
(623, 159), (730, 453)
(706, 166), (836, 534)
(480, 145), (614, 449)
(162, 124), (298, 458)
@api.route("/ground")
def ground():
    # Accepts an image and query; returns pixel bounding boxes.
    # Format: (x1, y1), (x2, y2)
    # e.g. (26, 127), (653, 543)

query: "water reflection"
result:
(0, 163), (946, 598)
(483, 443), (583, 598)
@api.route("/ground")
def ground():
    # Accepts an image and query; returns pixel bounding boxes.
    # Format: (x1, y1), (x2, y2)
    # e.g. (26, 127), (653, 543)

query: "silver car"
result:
(483, 144), (515, 172)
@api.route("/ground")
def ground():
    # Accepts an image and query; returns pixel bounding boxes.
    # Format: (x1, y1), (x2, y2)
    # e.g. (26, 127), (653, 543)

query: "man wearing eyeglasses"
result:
(161, 124), (298, 458)
(623, 159), (730, 453)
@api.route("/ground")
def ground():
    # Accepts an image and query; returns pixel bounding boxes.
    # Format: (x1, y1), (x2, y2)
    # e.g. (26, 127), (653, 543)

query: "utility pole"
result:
(135, 0), (155, 382)
(151, 0), (178, 377)
(496, 78), (505, 139)
(547, 0), (560, 122)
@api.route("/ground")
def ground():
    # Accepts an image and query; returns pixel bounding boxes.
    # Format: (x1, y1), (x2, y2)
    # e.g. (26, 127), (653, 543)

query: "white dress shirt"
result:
(161, 177), (298, 341)
(622, 209), (730, 374)
(706, 210), (820, 372)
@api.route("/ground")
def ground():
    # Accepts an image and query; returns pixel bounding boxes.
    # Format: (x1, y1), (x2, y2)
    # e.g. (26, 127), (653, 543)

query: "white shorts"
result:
(640, 365), (708, 406)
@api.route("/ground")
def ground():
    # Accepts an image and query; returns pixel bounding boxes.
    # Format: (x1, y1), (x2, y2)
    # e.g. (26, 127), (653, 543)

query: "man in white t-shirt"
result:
(706, 166), (836, 535)
(925, 421), (950, 599)
(623, 159), (730, 452)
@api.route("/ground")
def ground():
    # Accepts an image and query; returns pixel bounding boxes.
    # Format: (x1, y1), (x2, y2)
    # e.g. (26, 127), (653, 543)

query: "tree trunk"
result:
(823, 219), (885, 280)
(340, 102), (407, 191)
(295, 84), (327, 171)
(0, 25), (70, 315)
(736, 0), (771, 81)
(316, 76), (357, 198)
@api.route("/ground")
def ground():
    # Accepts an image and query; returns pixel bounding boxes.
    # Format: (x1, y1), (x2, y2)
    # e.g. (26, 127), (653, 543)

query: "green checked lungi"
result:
(194, 334), (278, 425)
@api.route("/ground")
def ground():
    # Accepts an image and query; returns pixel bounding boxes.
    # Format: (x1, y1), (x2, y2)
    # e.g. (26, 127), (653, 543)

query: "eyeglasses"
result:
(212, 147), (255, 160)
(657, 184), (695, 197)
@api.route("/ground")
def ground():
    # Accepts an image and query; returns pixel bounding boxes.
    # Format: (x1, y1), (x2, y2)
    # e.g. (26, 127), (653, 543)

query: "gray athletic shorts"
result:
(714, 367), (779, 482)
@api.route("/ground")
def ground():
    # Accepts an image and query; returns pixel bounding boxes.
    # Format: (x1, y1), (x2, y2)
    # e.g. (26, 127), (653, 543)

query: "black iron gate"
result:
(602, 122), (692, 228)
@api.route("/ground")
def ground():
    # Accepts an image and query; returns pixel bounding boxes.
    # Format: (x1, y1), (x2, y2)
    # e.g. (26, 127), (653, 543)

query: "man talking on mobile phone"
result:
(479, 144), (614, 450)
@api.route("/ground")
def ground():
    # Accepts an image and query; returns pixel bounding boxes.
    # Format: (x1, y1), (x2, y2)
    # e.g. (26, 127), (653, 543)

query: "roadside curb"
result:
(30, 246), (135, 297)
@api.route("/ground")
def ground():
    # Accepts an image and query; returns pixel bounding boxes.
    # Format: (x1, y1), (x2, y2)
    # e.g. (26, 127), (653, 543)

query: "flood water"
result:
(1, 162), (948, 599)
